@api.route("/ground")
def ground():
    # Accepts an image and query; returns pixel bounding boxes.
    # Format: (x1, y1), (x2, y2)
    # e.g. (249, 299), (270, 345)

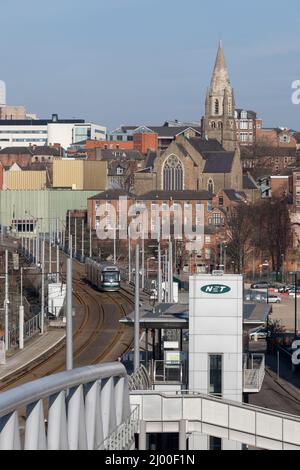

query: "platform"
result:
(0, 329), (65, 381)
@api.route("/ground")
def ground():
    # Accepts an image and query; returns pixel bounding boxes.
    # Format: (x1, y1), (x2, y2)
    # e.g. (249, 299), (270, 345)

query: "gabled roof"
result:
(203, 152), (235, 173)
(188, 137), (225, 153)
(223, 190), (245, 202)
(137, 190), (212, 201)
(243, 174), (259, 190)
(100, 149), (144, 161)
(0, 146), (33, 155)
(145, 151), (157, 169)
(148, 126), (201, 138)
(88, 190), (134, 200)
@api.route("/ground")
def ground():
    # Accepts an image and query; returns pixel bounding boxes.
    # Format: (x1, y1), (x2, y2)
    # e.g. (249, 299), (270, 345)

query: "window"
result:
(218, 121), (223, 129)
(212, 214), (222, 226)
(280, 134), (290, 143)
(241, 110), (247, 119)
(209, 355), (222, 396)
(210, 121), (216, 129)
(218, 196), (224, 206)
(239, 120), (248, 130)
(215, 99), (219, 115)
(209, 437), (222, 451)
(208, 179), (214, 194)
(163, 155), (183, 191)
(205, 236), (211, 244)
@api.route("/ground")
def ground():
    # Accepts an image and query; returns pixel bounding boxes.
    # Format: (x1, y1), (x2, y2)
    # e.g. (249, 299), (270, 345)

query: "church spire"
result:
(202, 42), (237, 152)
(210, 41), (231, 95)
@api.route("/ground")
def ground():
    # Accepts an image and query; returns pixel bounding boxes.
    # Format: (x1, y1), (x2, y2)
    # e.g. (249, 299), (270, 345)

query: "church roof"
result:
(202, 151), (235, 173)
(188, 137), (224, 153)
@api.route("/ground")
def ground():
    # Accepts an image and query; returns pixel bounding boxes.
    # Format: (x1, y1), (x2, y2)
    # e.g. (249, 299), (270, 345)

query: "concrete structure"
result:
(4, 170), (47, 190)
(1, 362), (300, 450)
(0, 81), (6, 106)
(189, 274), (243, 449)
(52, 159), (107, 191)
(0, 189), (99, 234)
(0, 115), (106, 151)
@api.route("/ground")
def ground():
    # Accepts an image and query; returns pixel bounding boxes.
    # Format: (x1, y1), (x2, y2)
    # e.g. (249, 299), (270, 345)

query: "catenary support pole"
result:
(66, 257), (73, 371)
(56, 245), (59, 284)
(89, 218), (92, 258)
(169, 239), (173, 303)
(41, 239), (45, 335)
(5, 250), (9, 351)
(68, 211), (71, 255)
(134, 244), (140, 371)
(158, 240), (162, 303)
(81, 218), (84, 260)
(128, 227), (131, 283)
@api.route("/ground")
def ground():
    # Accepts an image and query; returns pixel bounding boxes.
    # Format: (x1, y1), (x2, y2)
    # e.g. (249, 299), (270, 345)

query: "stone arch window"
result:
(218, 121), (223, 129)
(215, 99), (219, 115)
(163, 155), (184, 191)
(208, 179), (214, 194)
(210, 121), (216, 129)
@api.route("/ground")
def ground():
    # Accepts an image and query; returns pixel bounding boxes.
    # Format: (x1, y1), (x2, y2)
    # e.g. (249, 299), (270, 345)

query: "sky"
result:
(1, 0), (300, 131)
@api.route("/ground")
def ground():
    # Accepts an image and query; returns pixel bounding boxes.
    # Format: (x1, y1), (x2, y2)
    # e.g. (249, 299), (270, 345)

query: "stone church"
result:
(134, 42), (244, 196)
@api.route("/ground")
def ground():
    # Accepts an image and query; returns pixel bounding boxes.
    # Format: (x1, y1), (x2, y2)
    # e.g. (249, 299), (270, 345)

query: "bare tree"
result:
(225, 204), (252, 273)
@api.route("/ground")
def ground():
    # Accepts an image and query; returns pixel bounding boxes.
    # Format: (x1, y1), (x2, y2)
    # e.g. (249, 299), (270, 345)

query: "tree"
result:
(254, 197), (292, 276)
(225, 204), (252, 273)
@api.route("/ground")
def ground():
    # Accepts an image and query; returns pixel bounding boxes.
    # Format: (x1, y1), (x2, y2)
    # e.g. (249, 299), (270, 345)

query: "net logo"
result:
(201, 285), (231, 295)
(292, 340), (300, 366)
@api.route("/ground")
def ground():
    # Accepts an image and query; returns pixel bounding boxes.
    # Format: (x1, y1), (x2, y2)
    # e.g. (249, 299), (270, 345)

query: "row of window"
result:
(239, 133), (253, 142)
(13, 138), (47, 142)
(0, 130), (47, 134)
(238, 120), (253, 130)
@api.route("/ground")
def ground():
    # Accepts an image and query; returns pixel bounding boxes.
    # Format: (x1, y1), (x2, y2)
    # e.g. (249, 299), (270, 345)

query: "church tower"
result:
(203, 42), (237, 151)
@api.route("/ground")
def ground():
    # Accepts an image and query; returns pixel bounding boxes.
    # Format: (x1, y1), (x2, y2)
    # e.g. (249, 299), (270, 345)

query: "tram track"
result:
(0, 267), (134, 392)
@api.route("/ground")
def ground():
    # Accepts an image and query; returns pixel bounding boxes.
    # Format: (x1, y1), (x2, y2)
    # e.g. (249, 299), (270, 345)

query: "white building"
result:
(189, 274), (244, 450)
(0, 114), (106, 150)
(0, 81), (6, 106)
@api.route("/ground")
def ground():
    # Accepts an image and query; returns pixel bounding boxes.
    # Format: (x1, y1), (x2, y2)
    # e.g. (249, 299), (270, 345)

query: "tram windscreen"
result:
(103, 271), (119, 283)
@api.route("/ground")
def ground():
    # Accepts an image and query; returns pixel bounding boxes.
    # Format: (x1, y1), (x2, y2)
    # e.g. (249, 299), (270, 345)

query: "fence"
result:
(8, 313), (42, 350)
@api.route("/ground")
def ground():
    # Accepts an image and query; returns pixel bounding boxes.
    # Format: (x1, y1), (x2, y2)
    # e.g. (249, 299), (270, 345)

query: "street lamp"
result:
(289, 272), (299, 339)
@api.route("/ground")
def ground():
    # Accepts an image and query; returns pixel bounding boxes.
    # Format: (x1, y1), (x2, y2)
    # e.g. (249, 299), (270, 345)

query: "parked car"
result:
(267, 295), (282, 304)
(249, 327), (269, 341)
(250, 282), (269, 289)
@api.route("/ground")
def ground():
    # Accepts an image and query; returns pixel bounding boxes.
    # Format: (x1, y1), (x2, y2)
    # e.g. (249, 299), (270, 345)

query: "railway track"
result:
(0, 271), (134, 392)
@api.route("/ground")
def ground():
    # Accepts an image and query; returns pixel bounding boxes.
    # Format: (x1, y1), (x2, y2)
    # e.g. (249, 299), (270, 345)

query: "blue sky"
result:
(1, 0), (300, 130)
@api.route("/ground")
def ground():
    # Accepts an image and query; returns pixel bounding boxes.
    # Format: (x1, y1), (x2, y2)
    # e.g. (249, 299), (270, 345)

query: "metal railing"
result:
(243, 354), (265, 392)
(0, 363), (130, 450)
(99, 405), (139, 450)
(128, 365), (152, 391)
(8, 313), (42, 350)
(151, 360), (185, 384)
(130, 390), (300, 450)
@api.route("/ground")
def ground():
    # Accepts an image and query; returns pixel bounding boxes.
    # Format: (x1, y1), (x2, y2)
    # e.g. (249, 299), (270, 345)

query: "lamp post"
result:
(288, 272), (298, 339)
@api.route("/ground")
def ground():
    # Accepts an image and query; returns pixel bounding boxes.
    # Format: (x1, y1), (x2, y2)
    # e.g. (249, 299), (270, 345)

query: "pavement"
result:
(0, 328), (65, 381)
(248, 341), (300, 416)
